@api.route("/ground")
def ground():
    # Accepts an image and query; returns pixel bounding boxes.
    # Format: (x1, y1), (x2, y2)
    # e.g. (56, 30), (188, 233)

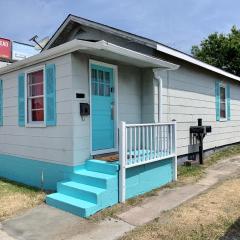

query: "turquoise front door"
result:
(91, 64), (115, 152)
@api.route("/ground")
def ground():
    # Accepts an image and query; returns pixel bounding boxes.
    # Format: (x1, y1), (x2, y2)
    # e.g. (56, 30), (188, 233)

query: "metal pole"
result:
(199, 137), (203, 165)
(198, 118), (203, 165)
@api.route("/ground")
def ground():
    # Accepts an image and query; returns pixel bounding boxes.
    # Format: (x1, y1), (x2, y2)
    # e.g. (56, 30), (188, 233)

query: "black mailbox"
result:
(80, 103), (90, 116)
(190, 119), (212, 164)
(190, 126), (212, 134)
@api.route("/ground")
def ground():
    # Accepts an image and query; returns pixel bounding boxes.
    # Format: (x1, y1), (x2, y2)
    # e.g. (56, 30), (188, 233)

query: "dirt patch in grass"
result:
(121, 177), (240, 240)
(177, 144), (240, 185)
(0, 178), (45, 221)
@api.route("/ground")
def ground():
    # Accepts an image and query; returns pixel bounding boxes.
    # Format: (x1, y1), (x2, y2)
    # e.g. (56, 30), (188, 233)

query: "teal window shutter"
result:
(226, 83), (231, 120)
(45, 64), (56, 126)
(215, 80), (220, 121)
(0, 80), (3, 126)
(18, 73), (25, 126)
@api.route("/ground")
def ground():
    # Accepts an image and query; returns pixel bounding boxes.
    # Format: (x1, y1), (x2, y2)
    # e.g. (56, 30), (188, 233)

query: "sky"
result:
(1, 0), (240, 53)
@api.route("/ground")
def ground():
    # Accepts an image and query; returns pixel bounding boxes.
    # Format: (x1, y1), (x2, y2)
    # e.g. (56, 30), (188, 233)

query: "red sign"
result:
(0, 38), (11, 60)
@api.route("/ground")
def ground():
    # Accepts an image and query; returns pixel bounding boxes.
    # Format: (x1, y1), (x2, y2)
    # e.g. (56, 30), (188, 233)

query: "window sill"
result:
(25, 123), (46, 128)
(219, 118), (228, 122)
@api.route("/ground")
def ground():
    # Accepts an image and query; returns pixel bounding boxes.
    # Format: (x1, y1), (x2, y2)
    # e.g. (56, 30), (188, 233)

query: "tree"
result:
(191, 26), (240, 76)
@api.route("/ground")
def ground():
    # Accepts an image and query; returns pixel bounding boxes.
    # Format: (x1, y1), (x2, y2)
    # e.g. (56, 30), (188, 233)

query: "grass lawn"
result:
(121, 177), (240, 240)
(0, 178), (45, 221)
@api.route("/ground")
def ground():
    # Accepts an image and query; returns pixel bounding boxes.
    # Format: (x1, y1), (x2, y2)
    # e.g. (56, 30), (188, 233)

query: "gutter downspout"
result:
(153, 69), (163, 122)
(153, 67), (179, 123)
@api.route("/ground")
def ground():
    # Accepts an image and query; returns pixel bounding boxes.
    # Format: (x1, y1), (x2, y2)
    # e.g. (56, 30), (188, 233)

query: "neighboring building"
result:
(12, 41), (39, 61)
(0, 38), (39, 68)
(0, 14), (239, 217)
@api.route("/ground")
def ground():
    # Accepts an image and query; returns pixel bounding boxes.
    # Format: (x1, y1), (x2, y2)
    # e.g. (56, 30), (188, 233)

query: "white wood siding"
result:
(141, 69), (155, 123)
(71, 53), (91, 165)
(158, 64), (240, 156)
(118, 65), (141, 124)
(0, 54), (74, 165)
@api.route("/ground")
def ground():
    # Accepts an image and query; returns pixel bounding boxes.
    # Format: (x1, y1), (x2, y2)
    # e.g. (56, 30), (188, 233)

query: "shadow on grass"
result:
(220, 217), (240, 240)
(0, 177), (48, 194)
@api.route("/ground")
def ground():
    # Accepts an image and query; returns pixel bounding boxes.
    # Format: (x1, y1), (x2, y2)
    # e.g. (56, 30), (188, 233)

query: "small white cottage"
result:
(0, 15), (239, 217)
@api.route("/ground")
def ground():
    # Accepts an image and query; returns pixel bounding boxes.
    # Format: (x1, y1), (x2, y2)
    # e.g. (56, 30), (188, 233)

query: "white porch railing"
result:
(119, 121), (177, 203)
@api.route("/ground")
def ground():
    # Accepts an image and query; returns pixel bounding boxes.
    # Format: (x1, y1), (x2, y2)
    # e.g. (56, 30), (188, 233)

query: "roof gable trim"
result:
(157, 44), (240, 82)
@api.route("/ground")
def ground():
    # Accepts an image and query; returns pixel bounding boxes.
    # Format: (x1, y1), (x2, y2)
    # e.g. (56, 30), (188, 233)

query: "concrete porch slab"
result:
(1, 204), (133, 240)
(2, 205), (95, 240)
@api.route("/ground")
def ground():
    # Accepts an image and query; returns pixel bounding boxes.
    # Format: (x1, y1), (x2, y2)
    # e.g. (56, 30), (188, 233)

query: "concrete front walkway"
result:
(1, 157), (240, 240)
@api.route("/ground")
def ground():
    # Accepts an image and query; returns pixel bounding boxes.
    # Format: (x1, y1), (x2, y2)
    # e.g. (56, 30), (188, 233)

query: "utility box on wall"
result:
(80, 103), (90, 116)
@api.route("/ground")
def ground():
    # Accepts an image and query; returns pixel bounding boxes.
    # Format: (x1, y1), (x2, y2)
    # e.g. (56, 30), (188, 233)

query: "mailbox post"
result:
(190, 119), (212, 165)
(198, 119), (204, 164)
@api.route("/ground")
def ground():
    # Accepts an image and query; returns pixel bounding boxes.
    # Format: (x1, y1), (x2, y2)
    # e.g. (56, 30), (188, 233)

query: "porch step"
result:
(86, 159), (119, 175)
(71, 169), (115, 188)
(46, 193), (97, 217)
(46, 160), (119, 218)
(57, 181), (105, 203)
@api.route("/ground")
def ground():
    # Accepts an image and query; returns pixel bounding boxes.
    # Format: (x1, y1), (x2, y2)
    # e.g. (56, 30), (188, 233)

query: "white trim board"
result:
(157, 44), (240, 82)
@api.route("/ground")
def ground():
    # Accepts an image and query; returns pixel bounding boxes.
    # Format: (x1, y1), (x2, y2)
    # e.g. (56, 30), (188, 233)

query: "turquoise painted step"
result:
(46, 193), (97, 217)
(46, 160), (119, 218)
(71, 169), (115, 188)
(57, 181), (105, 204)
(86, 159), (119, 175)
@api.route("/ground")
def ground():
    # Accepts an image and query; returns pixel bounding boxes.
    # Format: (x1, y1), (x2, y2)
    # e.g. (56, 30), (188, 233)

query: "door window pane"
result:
(98, 70), (104, 83)
(92, 82), (98, 95)
(105, 72), (110, 84)
(91, 68), (112, 97)
(105, 85), (110, 96)
(99, 83), (104, 96)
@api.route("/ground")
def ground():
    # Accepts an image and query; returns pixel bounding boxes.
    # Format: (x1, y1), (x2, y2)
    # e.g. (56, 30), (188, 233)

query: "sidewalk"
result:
(1, 157), (240, 240)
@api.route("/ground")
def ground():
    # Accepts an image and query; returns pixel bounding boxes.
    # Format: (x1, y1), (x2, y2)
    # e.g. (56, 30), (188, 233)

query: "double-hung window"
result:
(27, 69), (45, 124)
(18, 64), (56, 127)
(216, 80), (230, 121)
(220, 84), (227, 120)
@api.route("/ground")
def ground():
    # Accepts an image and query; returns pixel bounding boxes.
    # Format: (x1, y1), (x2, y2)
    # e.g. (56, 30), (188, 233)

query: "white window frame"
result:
(25, 65), (46, 128)
(219, 82), (227, 121)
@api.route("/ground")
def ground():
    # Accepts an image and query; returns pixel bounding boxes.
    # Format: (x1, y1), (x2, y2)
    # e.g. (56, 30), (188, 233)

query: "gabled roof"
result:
(43, 14), (158, 51)
(44, 14), (240, 82)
